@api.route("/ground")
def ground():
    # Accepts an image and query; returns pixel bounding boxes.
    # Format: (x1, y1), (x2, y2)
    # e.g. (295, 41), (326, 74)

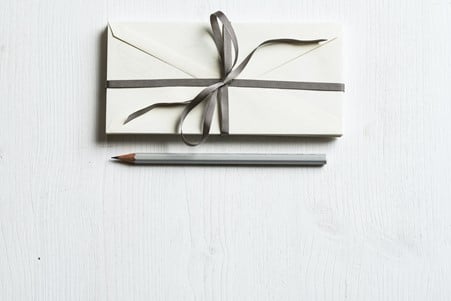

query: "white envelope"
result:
(106, 21), (343, 136)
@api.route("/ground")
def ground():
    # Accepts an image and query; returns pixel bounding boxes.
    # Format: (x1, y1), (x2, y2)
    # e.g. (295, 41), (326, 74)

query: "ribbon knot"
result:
(123, 11), (327, 146)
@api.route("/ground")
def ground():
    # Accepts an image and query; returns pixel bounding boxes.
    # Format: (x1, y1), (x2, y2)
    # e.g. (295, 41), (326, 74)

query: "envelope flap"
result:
(109, 22), (220, 78)
(109, 22), (340, 80)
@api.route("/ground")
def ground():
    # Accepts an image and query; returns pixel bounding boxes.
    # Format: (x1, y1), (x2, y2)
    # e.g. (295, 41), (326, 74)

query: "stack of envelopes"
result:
(106, 21), (343, 137)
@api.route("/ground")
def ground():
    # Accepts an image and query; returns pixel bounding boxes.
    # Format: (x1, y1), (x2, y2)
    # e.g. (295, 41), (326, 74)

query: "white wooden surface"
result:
(1, 0), (451, 300)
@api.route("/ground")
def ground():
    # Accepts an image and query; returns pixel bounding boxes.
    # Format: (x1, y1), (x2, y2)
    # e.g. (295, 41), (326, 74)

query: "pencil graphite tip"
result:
(111, 153), (136, 162)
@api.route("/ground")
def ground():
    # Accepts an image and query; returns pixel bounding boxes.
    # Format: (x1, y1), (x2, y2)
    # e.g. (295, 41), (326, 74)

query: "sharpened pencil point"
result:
(111, 153), (136, 162)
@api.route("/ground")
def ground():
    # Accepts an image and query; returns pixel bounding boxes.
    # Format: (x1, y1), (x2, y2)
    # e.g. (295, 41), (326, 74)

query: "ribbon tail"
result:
(177, 82), (225, 146)
(179, 93), (216, 146)
(224, 38), (327, 82)
(123, 101), (190, 125)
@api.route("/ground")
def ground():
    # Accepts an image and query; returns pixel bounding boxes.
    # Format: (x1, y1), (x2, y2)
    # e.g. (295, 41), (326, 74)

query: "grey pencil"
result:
(111, 153), (326, 166)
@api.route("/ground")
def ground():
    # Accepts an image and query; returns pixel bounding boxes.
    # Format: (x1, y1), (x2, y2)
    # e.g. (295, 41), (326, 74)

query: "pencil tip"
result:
(110, 153), (135, 162)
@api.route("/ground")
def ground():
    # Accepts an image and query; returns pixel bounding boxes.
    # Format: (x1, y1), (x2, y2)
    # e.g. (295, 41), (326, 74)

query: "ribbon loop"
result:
(123, 11), (328, 146)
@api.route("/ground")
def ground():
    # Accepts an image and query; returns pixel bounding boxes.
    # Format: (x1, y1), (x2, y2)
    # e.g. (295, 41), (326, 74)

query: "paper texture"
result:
(106, 22), (343, 136)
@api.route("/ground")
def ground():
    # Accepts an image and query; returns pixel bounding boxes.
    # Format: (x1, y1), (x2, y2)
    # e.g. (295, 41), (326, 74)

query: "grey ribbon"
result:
(107, 11), (344, 146)
(106, 79), (345, 91)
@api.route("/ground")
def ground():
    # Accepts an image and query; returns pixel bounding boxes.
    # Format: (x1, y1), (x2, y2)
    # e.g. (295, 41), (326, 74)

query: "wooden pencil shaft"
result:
(130, 153), (326, 166)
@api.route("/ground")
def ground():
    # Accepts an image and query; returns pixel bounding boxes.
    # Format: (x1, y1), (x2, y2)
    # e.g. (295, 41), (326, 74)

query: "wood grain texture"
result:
(1, 0), (451, 300)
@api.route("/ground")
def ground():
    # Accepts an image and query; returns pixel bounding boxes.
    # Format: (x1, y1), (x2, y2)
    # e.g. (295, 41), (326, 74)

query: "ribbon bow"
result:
(123, 11), (327, 146)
